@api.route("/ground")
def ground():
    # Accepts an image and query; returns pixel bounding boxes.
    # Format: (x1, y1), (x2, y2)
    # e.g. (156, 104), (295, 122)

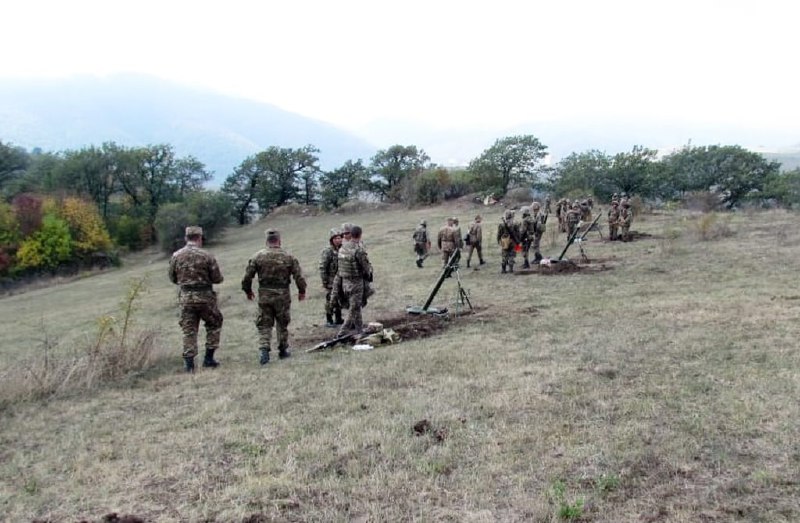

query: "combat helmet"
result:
(521, 206), (530, 217)
(329, 228), (342, 241)
(531, 201), (541, 210)
(503, 209), (514, 220)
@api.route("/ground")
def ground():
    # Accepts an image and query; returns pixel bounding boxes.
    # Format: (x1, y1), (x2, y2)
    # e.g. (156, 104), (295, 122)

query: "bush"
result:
(59, 197), (113, 255)
(0, 201), (20, 248)
(691, 212), (734, 241)
(12, 193), (43, 236)
(111, 215), (150, 251)
(15, 213), (73, 270)
(154, 191), (232, 253)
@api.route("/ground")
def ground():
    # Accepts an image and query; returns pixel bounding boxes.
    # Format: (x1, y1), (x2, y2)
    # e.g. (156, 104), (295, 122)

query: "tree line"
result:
(1, 135), (798, 278)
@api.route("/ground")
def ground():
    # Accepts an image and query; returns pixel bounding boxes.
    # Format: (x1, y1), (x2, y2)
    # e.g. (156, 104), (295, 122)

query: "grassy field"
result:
(1, 201), (799, 522)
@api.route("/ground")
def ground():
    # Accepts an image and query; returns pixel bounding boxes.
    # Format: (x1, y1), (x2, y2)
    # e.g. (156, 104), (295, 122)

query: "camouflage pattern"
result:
(336, 239), (373, 336)
(530, 207), (546, 259)
(565, 205), (582, 238)
(437, 221), (459, 267)
(242, 246), (307, 353)
(497, 211), (520, 272)
(465, 216), (484, 267)
(319, 232), (342, 321)
(580, 200), (591, 221)
(544, 196), (552, 214)
(412, 223), (430, 263)
(607, 202), (621, 241)
(168, 242), (224, 359)
(619, 203), (633, 241)
(557, 198), (569, 232)
(520, 208), (536, 267)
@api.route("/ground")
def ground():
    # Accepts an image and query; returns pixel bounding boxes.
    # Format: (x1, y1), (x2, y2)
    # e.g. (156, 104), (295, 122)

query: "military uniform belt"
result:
(259, 284), (289, 290)
(181, 284), (212, 291)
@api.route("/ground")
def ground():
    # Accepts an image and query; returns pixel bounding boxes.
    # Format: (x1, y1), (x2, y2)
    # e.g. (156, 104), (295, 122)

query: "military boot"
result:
(334, 310), (344, 325)
(259, 348), (270, 366)
(508, 265), (514, 273)
(522, 261), (530, 269)
(416, 259), (423, 268)
(325, 314), (336, 328)
(278, 348), (291, 360)
(501, 264), (506, 274)
(184, 356), (195, 373)
(202, 349), (220, 368)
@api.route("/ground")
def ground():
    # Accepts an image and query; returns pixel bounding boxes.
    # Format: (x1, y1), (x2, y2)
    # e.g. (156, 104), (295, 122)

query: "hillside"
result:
(0, 74), (375, 183)
(1, 204), (799, 521)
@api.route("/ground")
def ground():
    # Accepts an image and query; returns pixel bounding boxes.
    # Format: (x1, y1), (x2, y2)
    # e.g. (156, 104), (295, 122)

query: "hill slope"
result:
(0, 74), (376, 183)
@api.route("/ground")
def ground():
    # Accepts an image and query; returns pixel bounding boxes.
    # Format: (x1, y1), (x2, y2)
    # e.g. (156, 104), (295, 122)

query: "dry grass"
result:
(1, 206), (799, 522)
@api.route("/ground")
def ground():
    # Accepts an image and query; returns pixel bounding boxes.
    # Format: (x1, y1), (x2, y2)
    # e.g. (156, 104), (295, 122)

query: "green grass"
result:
(1, 204), (800, 521)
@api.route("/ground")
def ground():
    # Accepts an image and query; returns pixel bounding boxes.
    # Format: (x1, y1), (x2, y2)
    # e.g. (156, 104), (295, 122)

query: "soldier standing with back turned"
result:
(337, 225), (373, 337)
(412, 220), (430, 268)
(497, 209), (520, 273)
(437, 217), (459, 267)
(241, 229), (307, 365)
(319, 228), (344, 327)
(465, 214), (485, 268)
(168, 226), (224, 373)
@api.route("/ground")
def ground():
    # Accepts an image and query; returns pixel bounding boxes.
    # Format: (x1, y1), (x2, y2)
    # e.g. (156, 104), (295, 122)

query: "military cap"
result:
(265, 228), (280, 242)
(185, 226), (203, 237)
(420, 219), (427, 226)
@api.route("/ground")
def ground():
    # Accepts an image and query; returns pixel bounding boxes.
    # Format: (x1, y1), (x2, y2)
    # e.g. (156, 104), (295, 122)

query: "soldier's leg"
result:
(179, 306), (201, 359)
(477, 242), (484, 264)
(349, 284), (364, 334)
(507, 248), (516, 272)
(466, 244), (474, 267)
(533, 233), (542, 261)
(199, 303), (223, 367)
(276, 293), (292, 357)
(522, 244), (531, 268)
(256, 302), (275, 352)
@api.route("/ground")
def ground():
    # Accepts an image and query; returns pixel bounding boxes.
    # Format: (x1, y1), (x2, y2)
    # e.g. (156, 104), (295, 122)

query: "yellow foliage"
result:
(59, 197), (112, 254)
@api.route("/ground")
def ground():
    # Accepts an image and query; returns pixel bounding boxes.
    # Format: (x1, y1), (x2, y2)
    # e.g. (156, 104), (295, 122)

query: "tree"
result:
(56, 144), (121, 219)
(222, 156), (261, 225)
(661, 145), (780, 207)
(551, 150), (612, 197)
(0, 141), (30, 195)
(154, 191), (231, 254)
(467, 135), (548, 195)
(604, 145), (660, 198)
(369, 145), (430, 202)
(174, 156), (212, 198)
(255, 145), (320, 211)
(319, 159), (369, 209)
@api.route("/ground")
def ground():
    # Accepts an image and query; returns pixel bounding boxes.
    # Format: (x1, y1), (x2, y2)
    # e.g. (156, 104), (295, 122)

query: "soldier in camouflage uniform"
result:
(465, 214), (485, 269)
(319, 228), (344, 327)
(497, 209), (520, 273)
(242, 229), (307, 365)
(544, 196), (552, 215)
(529, 201), (546, 263)
(437, 217), (459, 267)
(520, 207), (535, 269)
(557, 198), (569, 232)
(168, 226), (224, 373)
(565, 202), (582, 238)
(619, 200), (634, 242)
(412, 220), (430, 268)
(336, 225), (373, 337)
(607, 200), (621, 241)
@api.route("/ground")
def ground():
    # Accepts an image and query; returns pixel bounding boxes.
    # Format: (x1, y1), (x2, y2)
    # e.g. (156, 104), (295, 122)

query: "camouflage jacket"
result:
(169, 243), (223, 305)
(521, 216), (536, 241)
(620, 208), (633, 226)
(607, 207), (621, 224)
(468, 221), (482, 244)
(242, 246), (307, 296)
(319, 245), (339, 289)
(437, 226), (459, 251)
(412, 225), (428, 244)
(497, 220), (521, 245)
(337, 240), (372, 281)
(532, 211), (546, 234)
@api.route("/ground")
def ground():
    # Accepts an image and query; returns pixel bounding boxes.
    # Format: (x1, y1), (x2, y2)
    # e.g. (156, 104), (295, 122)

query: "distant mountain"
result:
(0, 74), (376, 184)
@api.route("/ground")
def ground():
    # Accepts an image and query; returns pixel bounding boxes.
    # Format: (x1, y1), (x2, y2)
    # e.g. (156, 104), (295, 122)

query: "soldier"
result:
(437, 217), (459, 267)
(520, 206), (535, 269)
(497, 209), (521, 273)
(319, 228), (344, 327)
(529, 201), (547, 262)
(607, 200), (621, 241)
(611, 193), (620, 205)
(619, 200), (634, 241)
(336, 225), (373, 337)
(168, 226), (224, 373)
(453, 217), (464, 251)
(242, 229), (307, 365)
(544, 195), (552, 214)
(580, 199), (591, 221)
(412, 219), (430, 268)
(558, 198), (569, 233)
(565, 202), (582, 238)
(465, 214), (485, 268)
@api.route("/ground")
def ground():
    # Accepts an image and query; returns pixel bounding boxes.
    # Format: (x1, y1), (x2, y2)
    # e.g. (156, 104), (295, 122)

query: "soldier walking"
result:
(412, 220), (430, 268)
(465, 214), (485, 268)
(336, 225), (373, 337)
(319, 228), (344, 327)
(168, 226), (224, 373)
(497, 209), (521, 273)
(437, 217), (459, 267)
(241, 229), (307, 365)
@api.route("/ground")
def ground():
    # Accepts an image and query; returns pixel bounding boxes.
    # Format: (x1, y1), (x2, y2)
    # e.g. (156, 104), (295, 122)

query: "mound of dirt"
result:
(513, 260), (614, 276)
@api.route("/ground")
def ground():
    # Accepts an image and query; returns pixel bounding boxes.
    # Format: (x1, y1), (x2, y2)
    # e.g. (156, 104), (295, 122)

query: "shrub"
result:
(111, 215), (150, 251)
(15, 213), (73, 270)
(12, 193), (43, 237)
(154, 191), (232, 253)
(0, 201), (20, 248)
(691, 212), (734, 241)
(59, 197), (112, 255)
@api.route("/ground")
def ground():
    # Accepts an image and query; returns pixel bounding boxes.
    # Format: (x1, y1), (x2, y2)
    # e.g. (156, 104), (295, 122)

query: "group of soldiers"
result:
(169, 222), (372, 373)
(169, 193), (636, 372)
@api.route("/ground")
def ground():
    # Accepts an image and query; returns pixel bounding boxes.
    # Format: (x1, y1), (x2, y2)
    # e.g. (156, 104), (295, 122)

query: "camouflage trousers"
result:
(324, 286), (342, 318)
(466, 242), (483, 265)
(608, 223), (619, 241)
(414, 242), (429, 262)
(441, 249), (454, 267)
(179, 302), (223, 358)
(620, 224), (631, 242)
(500, 246), (517, 271)
(522, 233), (542, 264)
(337, 278), (364, 336)
(256, 289), (292, 352)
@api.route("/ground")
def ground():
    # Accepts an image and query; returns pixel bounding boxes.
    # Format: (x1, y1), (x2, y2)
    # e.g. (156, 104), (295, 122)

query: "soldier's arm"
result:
(356, 250), (373, 281)
(168, 255), (178, 284)
(241, 259), (257, 294)
(209, 256), (223, 284)
(318, 250), (330, 287)
(292, 257), (308, 295)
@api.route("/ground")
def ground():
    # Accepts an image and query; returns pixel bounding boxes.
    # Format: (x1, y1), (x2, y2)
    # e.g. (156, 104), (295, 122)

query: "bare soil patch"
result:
(512, 260), (614, 276)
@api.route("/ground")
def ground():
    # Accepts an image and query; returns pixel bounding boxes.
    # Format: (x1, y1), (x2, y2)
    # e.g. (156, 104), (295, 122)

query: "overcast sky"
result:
(2, 0), (798, 136)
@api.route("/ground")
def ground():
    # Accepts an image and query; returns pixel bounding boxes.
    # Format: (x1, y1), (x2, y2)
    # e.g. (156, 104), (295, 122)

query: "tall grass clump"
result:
(0, 276), (165, 407)
(690, 212), (735, 241)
